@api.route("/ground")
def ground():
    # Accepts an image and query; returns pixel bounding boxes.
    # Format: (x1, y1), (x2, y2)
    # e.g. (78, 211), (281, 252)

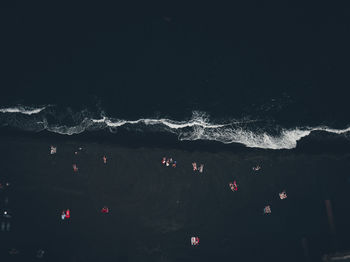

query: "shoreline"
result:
(0, 127), (350, 155)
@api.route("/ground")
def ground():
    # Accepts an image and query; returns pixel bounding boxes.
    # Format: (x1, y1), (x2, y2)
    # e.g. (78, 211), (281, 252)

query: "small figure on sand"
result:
(3, 210), (11, 218)
(279, 190), (287, 200)
(61, 211), (66, 220)
(192, 162), (204, 173)
(0, 182), (9, 190)
(162, 157), (177, 168)
(264, 205), (271, 214)
(101, 206), (109, 214)
(50, 145), (57, 155)
(191, 237), (200, 246)
(198, 164), (204, 173)
(61, 209), (70, 220)
(73, 164), (78, 172)
(103, 155), (107, 164)
(252, 165), (261, 172)
(229, 180), (238, 192)
(75, 147), (83, 154)
(192, 162), (197, 171)
(167, 158), (173, 166)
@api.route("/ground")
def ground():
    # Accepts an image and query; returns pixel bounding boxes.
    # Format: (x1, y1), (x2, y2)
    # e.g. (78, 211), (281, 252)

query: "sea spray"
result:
(0, 105), (349, 149)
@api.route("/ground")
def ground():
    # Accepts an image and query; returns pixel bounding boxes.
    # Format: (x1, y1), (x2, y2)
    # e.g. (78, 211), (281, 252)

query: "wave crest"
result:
(0, 105), (349, 150)
(0, 106), (47, 115)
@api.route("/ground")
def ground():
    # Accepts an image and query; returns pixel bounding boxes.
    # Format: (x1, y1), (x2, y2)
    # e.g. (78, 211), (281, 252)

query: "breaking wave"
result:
(0, 106), (47, 115)
(0, 105), (349, 150)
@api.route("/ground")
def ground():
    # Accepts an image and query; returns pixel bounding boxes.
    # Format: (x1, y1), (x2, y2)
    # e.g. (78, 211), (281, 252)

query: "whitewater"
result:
(0, 105), (349, 150)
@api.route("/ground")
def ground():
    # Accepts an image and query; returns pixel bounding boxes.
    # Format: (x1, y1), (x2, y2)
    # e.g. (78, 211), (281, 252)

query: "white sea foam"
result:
(0, 106), (47, 115)
(31, 115), (350, 149)
(178, 126), (313, 149)
(0, 106), (349, 149)
(89, 114), (350, 149)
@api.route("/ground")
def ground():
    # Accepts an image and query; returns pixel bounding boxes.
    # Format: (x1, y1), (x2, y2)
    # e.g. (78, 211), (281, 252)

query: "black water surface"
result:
(1, 2), (350, 127)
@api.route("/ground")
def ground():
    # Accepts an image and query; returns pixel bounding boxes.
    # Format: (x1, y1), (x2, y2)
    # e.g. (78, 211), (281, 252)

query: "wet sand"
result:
(0, 135), (350, 261)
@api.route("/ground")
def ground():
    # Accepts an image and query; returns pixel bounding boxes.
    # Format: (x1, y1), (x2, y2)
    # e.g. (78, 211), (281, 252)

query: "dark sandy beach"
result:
(2, 2), (350, 261)
(0, 134), (350, 262)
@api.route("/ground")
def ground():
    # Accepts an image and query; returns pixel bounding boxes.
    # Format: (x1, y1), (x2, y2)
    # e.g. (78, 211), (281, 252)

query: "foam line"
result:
(0, 106), (349, 149)
(0, 106), (46, 115)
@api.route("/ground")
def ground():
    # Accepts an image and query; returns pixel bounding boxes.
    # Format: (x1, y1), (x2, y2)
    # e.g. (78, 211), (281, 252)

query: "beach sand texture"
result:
(0, 136), (349, 261)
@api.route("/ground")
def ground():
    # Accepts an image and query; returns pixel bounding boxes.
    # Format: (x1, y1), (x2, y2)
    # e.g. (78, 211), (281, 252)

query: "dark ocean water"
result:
(1, 2), (350, 150)
(1, 3), (350, 261)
